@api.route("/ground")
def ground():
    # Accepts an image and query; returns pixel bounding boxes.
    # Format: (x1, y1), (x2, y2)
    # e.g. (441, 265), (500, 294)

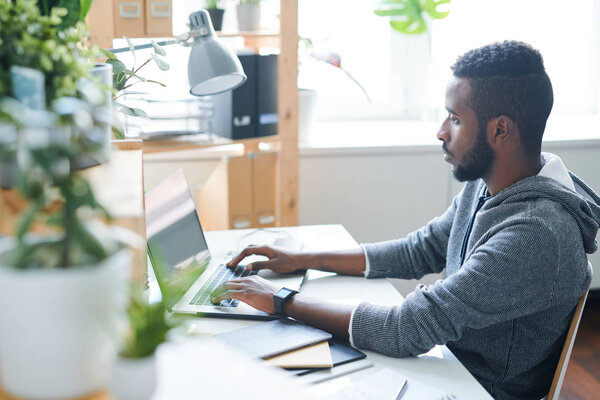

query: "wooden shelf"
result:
(139, 134), (280, 154)
(88, 0), (299, 227)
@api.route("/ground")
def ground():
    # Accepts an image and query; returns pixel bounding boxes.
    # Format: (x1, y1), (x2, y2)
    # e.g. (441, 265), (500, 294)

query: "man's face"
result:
(437, 76), (495, 182)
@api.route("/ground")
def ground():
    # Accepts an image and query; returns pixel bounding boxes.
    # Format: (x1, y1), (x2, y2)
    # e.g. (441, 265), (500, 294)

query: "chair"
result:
(546, 287), (590, 400)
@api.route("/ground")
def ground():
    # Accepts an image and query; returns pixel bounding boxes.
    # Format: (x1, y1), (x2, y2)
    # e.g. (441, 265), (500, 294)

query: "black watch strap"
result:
(273, 287), (298, 316)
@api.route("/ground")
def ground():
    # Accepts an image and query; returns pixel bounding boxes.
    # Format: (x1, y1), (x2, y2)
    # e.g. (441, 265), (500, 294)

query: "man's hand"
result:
(210, 276), (280, 314)
(227, 245), (305, 274)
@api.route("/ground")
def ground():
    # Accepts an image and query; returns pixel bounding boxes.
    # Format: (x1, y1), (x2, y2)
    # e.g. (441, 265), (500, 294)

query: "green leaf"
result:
(131, 107), (147, 117)
(151, 40), (166, 56)
(80, 0), (93, 21)
(151, 54), (169, 71)
(112, 125), (125, 139)
(124, 36), (135, 55)
(15, 197), (46, 239)
(421, 0), (451, 19)
(390, 17), (427, 34)
(100, 48), (118, 60)
(107, 59), (126, 74)
(113, 71), (127, 91)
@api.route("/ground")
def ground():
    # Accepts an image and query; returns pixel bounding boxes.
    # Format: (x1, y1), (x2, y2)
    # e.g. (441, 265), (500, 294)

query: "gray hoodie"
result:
(352, 155), (599, 400)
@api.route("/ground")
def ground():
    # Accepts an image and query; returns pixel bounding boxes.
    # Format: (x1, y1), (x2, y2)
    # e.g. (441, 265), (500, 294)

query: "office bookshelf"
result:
(88, 0), (299, 228)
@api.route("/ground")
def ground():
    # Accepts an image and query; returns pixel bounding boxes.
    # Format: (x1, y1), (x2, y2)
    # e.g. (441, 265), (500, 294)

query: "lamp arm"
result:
(107, 31), (207, 53)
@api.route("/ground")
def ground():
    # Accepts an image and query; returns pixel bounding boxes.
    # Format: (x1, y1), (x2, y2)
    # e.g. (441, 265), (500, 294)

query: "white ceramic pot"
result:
(0, 248), (132, 399)
(298, 89), (318, 144)
(111, 355), (157, 400)
(236, 3), (261, 31)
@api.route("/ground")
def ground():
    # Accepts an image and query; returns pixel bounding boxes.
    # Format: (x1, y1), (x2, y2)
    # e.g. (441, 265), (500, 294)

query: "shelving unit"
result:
(88, 0), (299, 227)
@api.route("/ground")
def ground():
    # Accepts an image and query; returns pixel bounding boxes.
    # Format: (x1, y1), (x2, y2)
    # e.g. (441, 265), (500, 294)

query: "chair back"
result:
(546, 288), (589, 400)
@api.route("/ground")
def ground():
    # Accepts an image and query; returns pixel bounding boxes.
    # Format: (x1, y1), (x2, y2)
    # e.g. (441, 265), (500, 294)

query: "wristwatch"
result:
(273, 287), (298, 316)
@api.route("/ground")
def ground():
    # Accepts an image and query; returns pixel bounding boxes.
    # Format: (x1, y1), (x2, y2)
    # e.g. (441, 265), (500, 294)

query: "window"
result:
(299, 0), (600, 121)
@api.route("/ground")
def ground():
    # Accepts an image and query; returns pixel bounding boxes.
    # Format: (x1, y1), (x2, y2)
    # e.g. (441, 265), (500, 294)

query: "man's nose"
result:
(437, 123), (449, 142)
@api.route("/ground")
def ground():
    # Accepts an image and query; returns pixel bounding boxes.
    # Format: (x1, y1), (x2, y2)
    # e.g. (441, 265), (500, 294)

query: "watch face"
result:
(276, 288), (293, 299)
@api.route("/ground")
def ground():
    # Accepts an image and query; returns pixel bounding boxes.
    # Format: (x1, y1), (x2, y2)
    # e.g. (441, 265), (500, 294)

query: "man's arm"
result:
(210, 276), (354, 339)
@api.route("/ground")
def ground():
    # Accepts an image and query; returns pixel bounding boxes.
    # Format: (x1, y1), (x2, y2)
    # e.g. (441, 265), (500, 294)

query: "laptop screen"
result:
(145, 170), (210, 306)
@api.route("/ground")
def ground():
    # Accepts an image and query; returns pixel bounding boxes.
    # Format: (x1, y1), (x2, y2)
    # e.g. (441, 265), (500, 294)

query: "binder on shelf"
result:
(197, 155), (253, 231)
(113, 0), (145, 37)
(231, 54), (258, 140)
(256, 54), (278, 137)
(251, 151), (276, 227)
(144, 0), (172, 37)
(211, 53), (278, 140)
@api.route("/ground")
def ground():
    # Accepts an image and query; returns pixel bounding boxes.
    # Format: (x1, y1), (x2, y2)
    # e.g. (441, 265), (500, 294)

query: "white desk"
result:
(180, 224), (493, 400)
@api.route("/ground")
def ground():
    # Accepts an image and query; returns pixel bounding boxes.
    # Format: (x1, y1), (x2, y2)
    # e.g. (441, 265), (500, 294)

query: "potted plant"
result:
(235, 0), (262, 32)
(205, 0), (225, 31)
(100, 38), (170, 139)
(0, 91), (131, 398)
(373, 0), (451, 119)
(0, 0), (111, 174)
(111, 281), (181, 400)
(0, 1), (133, 398)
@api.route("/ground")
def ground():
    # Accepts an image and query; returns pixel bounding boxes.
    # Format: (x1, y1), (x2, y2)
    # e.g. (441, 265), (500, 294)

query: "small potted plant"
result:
(205, 0), (226, 31)
(236, 0), (262, 31)
(100, 38), (170, 139)
(111, 281), (182, 400)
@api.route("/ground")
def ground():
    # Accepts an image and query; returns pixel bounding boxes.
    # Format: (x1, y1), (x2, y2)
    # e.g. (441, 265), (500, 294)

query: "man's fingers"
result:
(227, 245), (273, 267)
(210, 289), (243, 303)
(248, 261), (270, 271)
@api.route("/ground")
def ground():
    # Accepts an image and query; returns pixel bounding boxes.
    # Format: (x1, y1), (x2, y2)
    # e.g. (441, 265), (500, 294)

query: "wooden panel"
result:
(277, 0), (299, 227)
(144, 0), (172, 37)
(88, 0), (115, 48)
(198, 155), (253, 231)
(252, 151), (277, 227)
(113, 0), (145, 38)
(227, 155), (253, 229)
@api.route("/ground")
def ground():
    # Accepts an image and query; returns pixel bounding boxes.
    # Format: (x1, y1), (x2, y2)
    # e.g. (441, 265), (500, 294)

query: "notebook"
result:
(287, 338), (367, 376)
(214, 318), (332, 359)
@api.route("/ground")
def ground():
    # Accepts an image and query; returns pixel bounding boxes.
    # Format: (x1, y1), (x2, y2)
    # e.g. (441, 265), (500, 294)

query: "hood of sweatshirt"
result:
(482, 171), (600, 254)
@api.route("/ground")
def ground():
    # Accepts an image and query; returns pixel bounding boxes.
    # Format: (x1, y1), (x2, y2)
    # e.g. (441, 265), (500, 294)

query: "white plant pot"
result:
(111, 355), (157, 400)
(298, 89), (318, 144)
(236, 3), (261, 31)
(0, 248), (132, 399)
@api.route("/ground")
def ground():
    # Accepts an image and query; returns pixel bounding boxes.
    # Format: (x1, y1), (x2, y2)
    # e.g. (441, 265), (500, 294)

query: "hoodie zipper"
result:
(459, 186), (491, 267)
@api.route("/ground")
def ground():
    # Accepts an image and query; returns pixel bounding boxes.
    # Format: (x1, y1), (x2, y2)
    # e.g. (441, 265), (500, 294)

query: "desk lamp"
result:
(109, 10), (247, 96)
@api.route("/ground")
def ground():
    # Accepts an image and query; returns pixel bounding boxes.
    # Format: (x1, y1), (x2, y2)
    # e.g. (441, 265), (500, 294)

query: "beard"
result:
(453, 127), (495, 182)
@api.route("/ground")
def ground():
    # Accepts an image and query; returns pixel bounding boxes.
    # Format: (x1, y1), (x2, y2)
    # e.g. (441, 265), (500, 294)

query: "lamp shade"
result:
(187, 10), (247, 96)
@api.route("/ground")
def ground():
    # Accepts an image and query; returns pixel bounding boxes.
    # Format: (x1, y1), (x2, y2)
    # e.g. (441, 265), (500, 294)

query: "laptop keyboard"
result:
(189, 264), (257, 307)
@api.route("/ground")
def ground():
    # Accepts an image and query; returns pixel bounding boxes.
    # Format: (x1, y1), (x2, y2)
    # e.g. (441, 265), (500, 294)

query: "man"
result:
(211, 41), (600, 400)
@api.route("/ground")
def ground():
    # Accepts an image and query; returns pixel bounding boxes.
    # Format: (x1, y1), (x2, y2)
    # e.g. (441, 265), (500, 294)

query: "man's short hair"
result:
(451, 41), (553, 157)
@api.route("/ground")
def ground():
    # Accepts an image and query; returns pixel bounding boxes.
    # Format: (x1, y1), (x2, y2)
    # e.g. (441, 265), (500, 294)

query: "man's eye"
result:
(449, 115), (459, 124)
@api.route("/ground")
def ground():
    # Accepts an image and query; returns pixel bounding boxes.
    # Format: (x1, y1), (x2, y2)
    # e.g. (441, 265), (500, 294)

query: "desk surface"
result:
(195, 224), (493, 400)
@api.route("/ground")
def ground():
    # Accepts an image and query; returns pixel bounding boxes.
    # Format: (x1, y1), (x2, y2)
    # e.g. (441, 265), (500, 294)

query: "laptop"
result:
(145, 169), (306, 319)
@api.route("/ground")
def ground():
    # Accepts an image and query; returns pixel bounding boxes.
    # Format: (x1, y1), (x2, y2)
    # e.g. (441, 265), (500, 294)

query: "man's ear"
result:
(487, 115), (514, 146)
